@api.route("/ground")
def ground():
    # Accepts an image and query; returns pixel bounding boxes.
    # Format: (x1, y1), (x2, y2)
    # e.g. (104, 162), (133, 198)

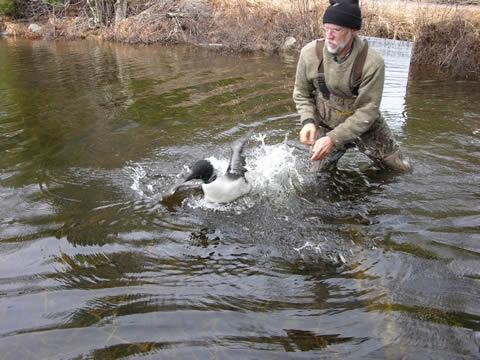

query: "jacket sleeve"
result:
(327, 59), (385, 147)
(292, 51), (317, 125)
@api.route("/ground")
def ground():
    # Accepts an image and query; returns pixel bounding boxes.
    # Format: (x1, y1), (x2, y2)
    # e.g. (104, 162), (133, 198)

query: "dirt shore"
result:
(1, 0), (479, 79)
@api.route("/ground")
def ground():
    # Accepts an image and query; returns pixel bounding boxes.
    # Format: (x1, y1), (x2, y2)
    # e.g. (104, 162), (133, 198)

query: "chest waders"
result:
(314, 38), (368, 130)
(311, 40), (411, 172)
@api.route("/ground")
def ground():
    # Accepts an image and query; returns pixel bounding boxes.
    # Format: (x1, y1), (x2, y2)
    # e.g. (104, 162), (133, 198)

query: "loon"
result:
(170, 132), (253, 203)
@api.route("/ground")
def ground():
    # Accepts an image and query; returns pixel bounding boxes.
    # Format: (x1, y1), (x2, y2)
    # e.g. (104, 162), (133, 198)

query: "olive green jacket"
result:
(293, 36), (385, 147)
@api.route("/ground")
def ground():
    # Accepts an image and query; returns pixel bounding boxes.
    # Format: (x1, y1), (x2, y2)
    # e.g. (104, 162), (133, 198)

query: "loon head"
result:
(184, 160), (216, 183)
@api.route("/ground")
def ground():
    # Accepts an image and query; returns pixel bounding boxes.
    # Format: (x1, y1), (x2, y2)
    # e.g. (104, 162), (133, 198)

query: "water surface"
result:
(0, 37), (479, 359)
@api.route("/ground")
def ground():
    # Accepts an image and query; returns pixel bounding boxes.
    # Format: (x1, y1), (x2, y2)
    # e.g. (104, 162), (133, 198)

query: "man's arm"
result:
(293, 50), (317, 126)
(293, 49), (320, 145)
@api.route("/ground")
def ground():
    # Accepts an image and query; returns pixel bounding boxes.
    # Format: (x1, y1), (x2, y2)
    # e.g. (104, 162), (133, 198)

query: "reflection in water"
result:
(0, 37), (479, 359)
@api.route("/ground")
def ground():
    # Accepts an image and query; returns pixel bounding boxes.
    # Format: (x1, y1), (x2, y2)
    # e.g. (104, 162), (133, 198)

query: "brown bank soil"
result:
(1, 0), (479, 79)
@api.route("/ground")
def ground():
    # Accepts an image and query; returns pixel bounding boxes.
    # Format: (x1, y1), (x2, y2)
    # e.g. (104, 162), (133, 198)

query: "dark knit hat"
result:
(323, 0), (362, 30)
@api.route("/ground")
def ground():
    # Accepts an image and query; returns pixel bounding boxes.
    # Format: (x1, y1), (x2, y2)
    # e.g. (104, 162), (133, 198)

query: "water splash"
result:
(187, 134), (303, 211)
(125, 134), (305, 209)
(124, 165), (148, 197)
(294, 240), (349, 265)
(245, 133), (304, 195)
(293, 241), (326, 255)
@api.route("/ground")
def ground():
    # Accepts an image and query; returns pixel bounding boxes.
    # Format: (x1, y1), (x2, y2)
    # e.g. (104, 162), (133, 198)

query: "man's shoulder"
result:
(300, 39), (322, 56)
(365, 45), (385, 67)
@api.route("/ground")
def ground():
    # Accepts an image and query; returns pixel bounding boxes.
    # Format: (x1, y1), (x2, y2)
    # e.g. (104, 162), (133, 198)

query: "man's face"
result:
(323, 24), (355, 55)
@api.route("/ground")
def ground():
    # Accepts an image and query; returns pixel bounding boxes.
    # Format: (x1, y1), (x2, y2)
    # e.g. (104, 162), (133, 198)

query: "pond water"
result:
(0, 37), (479, 359)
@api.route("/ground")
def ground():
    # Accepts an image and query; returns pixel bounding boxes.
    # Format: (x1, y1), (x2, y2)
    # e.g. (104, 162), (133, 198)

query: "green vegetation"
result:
(0, 0), (17, 17)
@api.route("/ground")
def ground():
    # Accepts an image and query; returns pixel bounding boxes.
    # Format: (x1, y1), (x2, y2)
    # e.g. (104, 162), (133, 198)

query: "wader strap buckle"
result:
(335, 109), (355, 117)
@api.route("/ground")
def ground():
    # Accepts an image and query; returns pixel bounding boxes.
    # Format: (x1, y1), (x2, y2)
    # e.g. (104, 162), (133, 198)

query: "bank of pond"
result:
(1, 0), (479, 80)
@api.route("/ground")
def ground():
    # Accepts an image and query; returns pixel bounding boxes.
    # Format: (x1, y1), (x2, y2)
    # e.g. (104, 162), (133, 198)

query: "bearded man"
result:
(293, 0), (411, 172)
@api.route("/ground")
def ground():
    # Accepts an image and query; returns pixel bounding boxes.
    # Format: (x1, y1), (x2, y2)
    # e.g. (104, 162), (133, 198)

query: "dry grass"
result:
(413, 13), (480, 79)
(42, 16), (93, 40)
(361, 1), (480, 78)
(103, 0), (329, 51)
(205, 0), (326, 51)
(362, 0), (416, 40)
(2, 0), (480, 79)
(2, 19), (43, 39)
(105, 0), (187, 44)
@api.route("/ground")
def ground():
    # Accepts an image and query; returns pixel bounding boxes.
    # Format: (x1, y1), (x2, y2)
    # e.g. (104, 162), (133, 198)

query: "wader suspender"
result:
(315, 38), (369, 100)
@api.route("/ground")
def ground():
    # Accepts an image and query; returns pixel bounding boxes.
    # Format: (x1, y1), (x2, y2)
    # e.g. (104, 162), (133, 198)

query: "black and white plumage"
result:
(171, 132), (253, 203)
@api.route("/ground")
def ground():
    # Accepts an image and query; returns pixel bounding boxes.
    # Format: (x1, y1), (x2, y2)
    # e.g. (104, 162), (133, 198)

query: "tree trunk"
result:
(114, 0), (128, 25)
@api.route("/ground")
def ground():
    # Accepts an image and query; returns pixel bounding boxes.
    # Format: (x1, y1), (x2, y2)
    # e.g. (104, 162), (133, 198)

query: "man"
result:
(293, 0), (410, 172)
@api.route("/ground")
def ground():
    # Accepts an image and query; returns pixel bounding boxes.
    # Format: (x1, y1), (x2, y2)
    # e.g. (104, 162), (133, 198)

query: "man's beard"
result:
(326, 31), (353, 55)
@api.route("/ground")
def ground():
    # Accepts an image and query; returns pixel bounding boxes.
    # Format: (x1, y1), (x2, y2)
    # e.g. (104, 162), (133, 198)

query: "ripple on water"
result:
(1, 38), (480, 359)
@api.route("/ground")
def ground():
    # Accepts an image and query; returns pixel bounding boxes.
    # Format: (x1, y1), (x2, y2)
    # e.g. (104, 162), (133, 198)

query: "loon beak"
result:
(167, 173), (199, 195)
(184, 171), (199, 183)
(167, 182), (184, 195)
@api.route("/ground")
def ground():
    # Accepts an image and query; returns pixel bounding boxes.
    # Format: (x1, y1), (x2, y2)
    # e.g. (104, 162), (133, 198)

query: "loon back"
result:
(202, 175), (252, 203)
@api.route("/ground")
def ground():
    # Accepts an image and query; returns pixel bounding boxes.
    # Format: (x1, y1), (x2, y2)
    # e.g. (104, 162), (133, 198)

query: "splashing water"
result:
(125, 134), (305, 209)
(245, 133), (304, 195)
(294, 241), (326, 255)
(294, 240), (349, 265)
(188, 134), (304, 211)
(125, 165), (148, 197)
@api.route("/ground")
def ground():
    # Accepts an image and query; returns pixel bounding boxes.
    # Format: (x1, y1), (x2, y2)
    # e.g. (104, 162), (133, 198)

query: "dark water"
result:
(0, 37), (479, 359)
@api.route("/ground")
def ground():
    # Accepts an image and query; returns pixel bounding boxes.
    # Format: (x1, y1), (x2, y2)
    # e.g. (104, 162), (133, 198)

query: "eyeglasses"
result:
(323, 26), (347, 35)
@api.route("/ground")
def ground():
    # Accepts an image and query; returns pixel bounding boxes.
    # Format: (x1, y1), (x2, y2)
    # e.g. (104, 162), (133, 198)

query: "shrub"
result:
(0, 0), (17, 17)
(413, 14), (480, 79)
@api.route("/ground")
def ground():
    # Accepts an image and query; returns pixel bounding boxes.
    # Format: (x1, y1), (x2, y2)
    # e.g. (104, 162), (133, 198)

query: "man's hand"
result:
(299, 123), (317, 145)
(310, 136), (334, 161)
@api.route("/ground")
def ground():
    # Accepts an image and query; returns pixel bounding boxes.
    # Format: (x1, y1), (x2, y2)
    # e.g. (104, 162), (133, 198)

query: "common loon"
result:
(171, 132), (253, 203)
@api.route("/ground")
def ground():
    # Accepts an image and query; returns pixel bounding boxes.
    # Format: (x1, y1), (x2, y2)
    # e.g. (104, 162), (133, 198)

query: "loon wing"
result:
(226, 130), (253, 178)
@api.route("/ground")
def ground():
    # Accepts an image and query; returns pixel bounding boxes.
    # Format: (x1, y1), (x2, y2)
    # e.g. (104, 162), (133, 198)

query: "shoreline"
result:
(1, 0), (479, 79)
